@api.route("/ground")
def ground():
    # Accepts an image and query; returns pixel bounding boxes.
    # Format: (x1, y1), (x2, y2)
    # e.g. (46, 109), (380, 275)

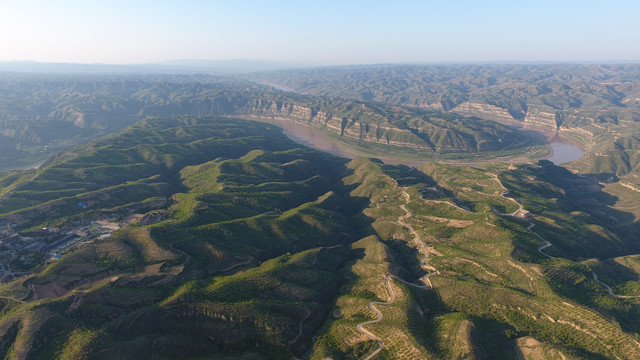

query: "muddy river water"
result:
(252, 117), (585, 166)
(548, 141), (585, 164)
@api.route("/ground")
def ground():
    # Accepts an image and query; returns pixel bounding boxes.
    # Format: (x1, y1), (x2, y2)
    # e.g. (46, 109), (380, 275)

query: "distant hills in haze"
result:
(4, 62), (640, 184)
(4, 59), (638, 76)
(0, 59), (315, 74)
(2, 59), (639, 75)
(0, 75), (539, 171)
(246, 63), (640, 186)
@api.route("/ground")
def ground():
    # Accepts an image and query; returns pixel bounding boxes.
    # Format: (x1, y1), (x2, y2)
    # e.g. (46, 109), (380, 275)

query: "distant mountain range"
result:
(0, 74), (539, 170)
(246, 63), (640, 185)
(2, 60), (639, 75)
(0, 59), (315, 74)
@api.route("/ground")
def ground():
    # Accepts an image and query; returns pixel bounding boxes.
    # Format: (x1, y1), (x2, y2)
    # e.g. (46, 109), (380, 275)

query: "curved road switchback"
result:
(397, 188), (439, 288)
(355, 274), (395, 360)
(492, 174), (639, 299)
(355, 184), (438, 360)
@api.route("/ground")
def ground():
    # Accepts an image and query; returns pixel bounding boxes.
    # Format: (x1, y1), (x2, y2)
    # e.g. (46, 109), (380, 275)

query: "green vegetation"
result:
(247, 64), (640, 131)
(249, 64), (640, 186)
(0, 73), (543, 171)
(0, 67), (640, 359)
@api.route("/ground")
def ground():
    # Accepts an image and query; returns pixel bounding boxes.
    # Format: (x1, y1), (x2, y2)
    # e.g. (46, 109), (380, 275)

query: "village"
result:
(0, 217), (126, 281)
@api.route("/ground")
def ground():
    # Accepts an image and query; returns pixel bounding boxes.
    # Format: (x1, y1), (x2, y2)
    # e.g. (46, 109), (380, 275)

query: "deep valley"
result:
(0, 65), (638, 359)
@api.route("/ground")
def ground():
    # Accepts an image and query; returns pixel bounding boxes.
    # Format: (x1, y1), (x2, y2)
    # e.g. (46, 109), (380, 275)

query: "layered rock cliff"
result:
(453, 102), (517, 125)
(523, 105), (560, 130)
(247, 64), (640, 151)
(230, 96), (532, 153)
(235, 99), (435, 151)
(0, 77), (539, 171)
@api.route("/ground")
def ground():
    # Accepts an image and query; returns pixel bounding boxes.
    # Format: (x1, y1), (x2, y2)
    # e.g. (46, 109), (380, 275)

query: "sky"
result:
(0, 0), (638, 65)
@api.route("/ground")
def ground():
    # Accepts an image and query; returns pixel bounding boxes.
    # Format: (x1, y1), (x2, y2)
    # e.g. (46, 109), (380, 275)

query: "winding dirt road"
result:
(492, 174), (640, 299)
(397, 189), (438, 288)
(592, 272), (640, 299)
(356, 274), (395, 360)
(169, 240), (191, 267)
(288, 306), (312, 349)
(355, 185), (438, 359)
(0, 295), (26, 304)
(218, 256), (253, 272)
(489, 173), (524, 216)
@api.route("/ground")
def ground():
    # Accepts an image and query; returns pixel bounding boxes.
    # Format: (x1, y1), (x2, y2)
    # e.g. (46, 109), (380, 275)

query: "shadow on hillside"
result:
(499, 161), (640, 338)
(502, 160), (640, 260)
(345, 239), (529, 359)
(595, 258), (640, 283)
(383, 239), (428, 282)
(381, 164), (437, 186)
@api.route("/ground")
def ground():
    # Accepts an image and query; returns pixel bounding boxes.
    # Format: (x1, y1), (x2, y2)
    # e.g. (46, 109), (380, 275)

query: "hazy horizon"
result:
(1, 0), (639, 66)
(3, 58), (640, 66)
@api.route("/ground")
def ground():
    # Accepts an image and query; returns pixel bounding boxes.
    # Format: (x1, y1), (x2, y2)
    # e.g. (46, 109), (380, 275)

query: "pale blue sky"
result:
(0, 0), (638, 64)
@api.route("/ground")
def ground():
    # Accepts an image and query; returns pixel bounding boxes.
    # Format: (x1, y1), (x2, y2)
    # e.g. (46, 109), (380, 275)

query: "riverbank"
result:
(516, 128), (585, 164)
(239, 116), (583, 167)
(548, 142), (584, 164)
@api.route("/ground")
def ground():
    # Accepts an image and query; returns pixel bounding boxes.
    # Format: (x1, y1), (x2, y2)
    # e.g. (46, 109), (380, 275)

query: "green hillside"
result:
(0, 74), (540, 170)
(566, 132), (640, 186)
(247, 64), (640, 184)
(246, 64), (640, 130)
(0, 116), (638, 359)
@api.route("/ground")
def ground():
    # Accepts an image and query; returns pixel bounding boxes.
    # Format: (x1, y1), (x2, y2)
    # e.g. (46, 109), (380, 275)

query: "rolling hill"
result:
(0, 116), (638, 359)
(247, 64), (640, 185)
(0, 74), (540, 170)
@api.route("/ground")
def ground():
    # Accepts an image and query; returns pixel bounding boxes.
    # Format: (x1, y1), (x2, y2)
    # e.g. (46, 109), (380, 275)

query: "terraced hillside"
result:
(0, 116), (638, 359)
(0, 117), (360, 359)
(247, 64), (640, 131)
(313, 159), (640, 359)
(247, 64), (640, 185)
(566, 132), (640, 185)
(0, 75), (540, 170)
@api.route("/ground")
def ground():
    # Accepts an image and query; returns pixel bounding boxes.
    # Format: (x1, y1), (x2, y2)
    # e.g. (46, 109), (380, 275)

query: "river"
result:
(245, 117), (362, 159)
(278, 120), (357, 159)
(249, 117), (585, 166)
(549, 143), (584, 164)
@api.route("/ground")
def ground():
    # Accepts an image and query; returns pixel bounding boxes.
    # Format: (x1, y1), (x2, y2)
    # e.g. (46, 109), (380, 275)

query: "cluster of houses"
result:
(0, 219), (121, 279)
